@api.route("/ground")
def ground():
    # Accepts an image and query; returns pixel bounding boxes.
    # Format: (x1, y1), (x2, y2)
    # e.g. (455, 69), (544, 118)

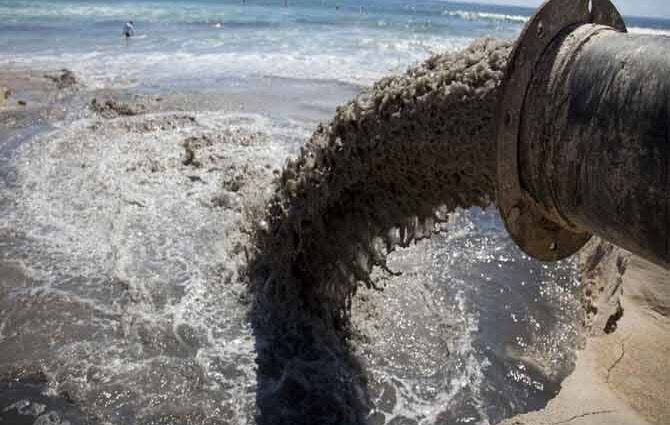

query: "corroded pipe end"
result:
(495, 0), (625, 261)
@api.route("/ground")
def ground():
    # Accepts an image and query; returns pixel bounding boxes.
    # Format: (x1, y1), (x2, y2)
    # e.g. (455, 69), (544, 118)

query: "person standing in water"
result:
(122, 20), (135, 40)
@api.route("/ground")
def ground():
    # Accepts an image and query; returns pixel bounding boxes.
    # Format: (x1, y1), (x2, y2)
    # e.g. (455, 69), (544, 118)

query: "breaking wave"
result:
(628, 26), (670, 36)
(443, 10), (529, 24)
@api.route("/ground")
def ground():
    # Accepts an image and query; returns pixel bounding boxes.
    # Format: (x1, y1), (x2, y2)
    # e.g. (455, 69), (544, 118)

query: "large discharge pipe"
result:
(496, 0), (670, 269)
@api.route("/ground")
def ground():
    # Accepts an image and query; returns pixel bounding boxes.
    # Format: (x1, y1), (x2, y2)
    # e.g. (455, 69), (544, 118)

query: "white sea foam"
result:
(402, 287), (490, 425)
(628, 26), (670, 36)
(444, 10), (529, 24)
(0, 109), (296, 423)
(0, 35), (473, 88)
(0, 2), (226, 22)
(350, 234), (493, 424)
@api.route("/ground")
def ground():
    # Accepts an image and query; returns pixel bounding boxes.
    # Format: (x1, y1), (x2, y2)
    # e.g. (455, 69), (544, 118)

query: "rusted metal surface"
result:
(496, 0), (626, 261)
(521, 29), (670, 269)
(520, 24), (618, 233)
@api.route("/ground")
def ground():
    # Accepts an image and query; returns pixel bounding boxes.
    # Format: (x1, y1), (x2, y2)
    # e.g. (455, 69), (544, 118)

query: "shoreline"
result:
(503, 241), (670, 425)
(1, 66), (668, 425)
(0, 69), (288, 424)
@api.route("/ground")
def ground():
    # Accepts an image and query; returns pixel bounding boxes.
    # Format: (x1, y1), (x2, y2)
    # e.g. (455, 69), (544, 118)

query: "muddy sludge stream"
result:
(250, 38), (578, 425)
(0, 39), (580, 425)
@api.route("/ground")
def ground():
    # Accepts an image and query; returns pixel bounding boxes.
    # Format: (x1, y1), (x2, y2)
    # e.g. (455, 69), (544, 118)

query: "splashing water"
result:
(0, 38), (581, 425)
(250, 38), (517, 424)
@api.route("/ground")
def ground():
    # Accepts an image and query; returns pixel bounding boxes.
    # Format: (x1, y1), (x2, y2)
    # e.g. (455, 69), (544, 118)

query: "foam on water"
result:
(0, 45), (468, 89)
(0, 0), (526, 90)
(353, 253), (493, 424)
(628, 26), (670, 36)
(0, 27), (479, 89)
(443, 10), (528, 25)
(0, 101), (300, 423)
(0, 2), (182, 21)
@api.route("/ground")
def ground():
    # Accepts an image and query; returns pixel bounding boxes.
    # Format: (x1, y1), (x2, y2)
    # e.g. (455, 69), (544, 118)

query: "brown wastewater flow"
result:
(250, 38), (512, 424)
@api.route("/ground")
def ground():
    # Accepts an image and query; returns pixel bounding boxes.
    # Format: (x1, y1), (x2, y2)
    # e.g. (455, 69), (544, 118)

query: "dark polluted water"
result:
(0, 39), (579, 425)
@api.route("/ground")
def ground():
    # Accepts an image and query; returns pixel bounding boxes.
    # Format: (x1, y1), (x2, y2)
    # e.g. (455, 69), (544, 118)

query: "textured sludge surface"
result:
(250, 38), (512, 424)
(2, 38), (579, 425)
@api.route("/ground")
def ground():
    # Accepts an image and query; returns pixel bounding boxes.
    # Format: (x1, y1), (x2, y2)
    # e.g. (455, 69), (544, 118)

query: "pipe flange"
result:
(495, 0), (626, 261)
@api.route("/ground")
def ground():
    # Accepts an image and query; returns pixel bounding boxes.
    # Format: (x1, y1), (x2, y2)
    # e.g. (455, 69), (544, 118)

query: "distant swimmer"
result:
(122, 20), (135, 39)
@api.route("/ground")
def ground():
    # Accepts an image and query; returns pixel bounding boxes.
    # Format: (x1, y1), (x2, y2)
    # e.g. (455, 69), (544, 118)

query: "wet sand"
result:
(502, 241), (670, 425)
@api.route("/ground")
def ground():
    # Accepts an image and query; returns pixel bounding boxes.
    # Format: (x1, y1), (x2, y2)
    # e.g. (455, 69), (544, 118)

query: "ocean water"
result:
(1, 1), (670, 425)
(0, 0), (532, 88)
(1, 0), (667, 88)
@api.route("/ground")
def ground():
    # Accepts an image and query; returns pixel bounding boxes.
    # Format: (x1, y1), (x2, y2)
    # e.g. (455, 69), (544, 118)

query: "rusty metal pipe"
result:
(496, 0), (670, 269)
